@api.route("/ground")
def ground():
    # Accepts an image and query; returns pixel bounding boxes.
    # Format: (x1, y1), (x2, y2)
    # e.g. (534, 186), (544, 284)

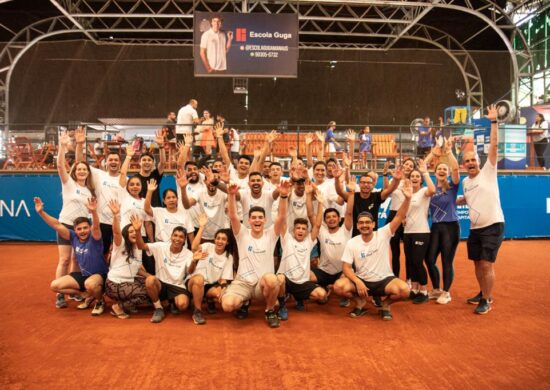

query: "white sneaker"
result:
(436, 291), (452, 305)
(428, 289), (443, 300)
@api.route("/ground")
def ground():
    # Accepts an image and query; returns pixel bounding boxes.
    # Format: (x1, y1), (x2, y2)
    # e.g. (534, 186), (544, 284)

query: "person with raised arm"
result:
(104, 199), (150, 319)
(458, 104), (505, 315)
(34, 196), (108, 316)
(220, 180), (290, 328)
(333, 180), (413, 321)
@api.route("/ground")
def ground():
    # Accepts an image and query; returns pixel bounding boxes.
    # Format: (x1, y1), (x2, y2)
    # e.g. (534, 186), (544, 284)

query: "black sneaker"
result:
(412, 293), (429, 304)
(474, 298), (492, 315)
(380, 309), (393, 321)
(295, 300), (305, 311)
(192, 309), (206, 325)
(372, 296), (382, 307)
(349, 307), (368, 318)
(235, 302), (249, 320)
(169, 302), (182, 315)
(206, 299), (217, 314)
(265, 309), (280, 328)
(409, 291), (418, 300)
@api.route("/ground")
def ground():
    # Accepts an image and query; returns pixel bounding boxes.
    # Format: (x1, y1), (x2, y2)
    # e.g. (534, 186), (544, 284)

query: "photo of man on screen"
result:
(200, 15), (233, 73)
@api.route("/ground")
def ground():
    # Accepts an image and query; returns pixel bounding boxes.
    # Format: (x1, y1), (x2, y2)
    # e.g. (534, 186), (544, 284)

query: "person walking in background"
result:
(531, 113), (548, 170)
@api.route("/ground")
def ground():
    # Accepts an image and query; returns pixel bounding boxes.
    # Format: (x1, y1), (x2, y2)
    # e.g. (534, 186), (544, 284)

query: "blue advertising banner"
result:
(194, 12), (298, 77)
(0, 174), (549, 241)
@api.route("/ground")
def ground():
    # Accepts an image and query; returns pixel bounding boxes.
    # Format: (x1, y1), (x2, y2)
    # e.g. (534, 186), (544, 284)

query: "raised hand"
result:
(304, 133), (314, 145)
(401, 179), (412, 199)
(155, 129), (165, 146)
(75, 127), (86, 144)
(214, 122), (224, 138)
(227, 182), (239, 195)
(107, 199), (121, 215)
(288, 145), (297, 159)
(342, 152), (352, 168)
(345, 129), (356, 142)
(315, 131), (324, 142)
(393, 164), (403, 180)
(130, 214), (143, 231)
(86, 197), (98, 212)
(485, 104), (498, 122)
(193, 248), (209, 262)
(147, 178), (158, 192)
(34, 197), (44, 214)
(305, 181), (314, 195)
(176, 169), (188, 188)
(177, 141), (186, 153)
(277, 180), (292, 198)
(315, 189), (325, 205)
(198, 213), (208, 227)
(332, 167), (343, 178)
(125, 144), (135, 158)
(59, 131), (71, 147)
(417, 158), (428, 173)
(266, 130), (278, 144)
(253, 146), (262, 158)
(183, 133), (193, 146)
(445, 137), (454, 152)
(218, 166), (230, 183)
(202, 166), (214, 184)
(347, 176), (357, 192)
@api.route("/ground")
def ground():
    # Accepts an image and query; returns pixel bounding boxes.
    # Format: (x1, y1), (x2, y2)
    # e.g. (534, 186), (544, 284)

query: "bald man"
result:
(176, 99), (200, 143)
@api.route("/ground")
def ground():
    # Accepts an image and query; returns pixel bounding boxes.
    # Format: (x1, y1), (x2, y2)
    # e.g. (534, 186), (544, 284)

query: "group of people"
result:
(35, 104), (505, 328)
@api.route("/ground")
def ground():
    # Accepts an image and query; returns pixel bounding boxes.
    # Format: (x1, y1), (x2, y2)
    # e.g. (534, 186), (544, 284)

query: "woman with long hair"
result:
(403, 159), (435, 304)
(424, 139), (460, 304)
(54, 130), (96, 309)
(531, 113), (548, 169)
(104, 200), (150, 318)
(199, 110), (216, 156)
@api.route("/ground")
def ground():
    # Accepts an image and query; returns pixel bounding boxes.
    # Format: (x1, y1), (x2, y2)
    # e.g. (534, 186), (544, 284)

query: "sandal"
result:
(76, 297), (95, 310)
(110, 310), (129, 320)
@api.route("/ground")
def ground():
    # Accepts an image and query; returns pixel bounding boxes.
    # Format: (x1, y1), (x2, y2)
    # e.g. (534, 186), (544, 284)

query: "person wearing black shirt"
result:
(335, 168), (402, 236)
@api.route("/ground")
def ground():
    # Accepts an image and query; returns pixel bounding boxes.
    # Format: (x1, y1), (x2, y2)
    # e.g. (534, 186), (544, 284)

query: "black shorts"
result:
(57, 223), (73, 245)
(312, 268), (341, 287)
(184, 278), (219, 294)
(467, 222), (505, 262)
(70, 272), (107, 292)
(358, 276), (396, 297)
(159, 280), (191, 301)
(285, 278), (321, 301)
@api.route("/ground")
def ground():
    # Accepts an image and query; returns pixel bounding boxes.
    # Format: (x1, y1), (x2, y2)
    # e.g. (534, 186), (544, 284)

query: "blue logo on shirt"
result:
(248, 245), (253, 252)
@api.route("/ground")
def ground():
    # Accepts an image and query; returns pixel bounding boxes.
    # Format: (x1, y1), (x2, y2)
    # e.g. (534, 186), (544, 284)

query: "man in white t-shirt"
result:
(176, 99), (200, 141)
(221, 180), (289, 328)
(176, 161), (207, 229)
(199, 15), (233, 73)
(458, 104), (505, 315)
(333, 180), (413, 321)
(135, 223), (207, 324)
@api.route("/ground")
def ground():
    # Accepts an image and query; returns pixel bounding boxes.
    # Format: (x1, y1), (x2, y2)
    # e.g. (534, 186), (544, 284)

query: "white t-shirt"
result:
(462, 160), (505, 229)
(59, 178), (92, 225)
(176, 104), (198, 135)
(194, 190), (229, 240)
(91, 167), (124, 225)
(230, 129), (240, 153)
(341, 224), (394, 282)
(229, 165), (248, 189)
(239, 188), (276, 228)
(151, 207), (195, 242)
(120, 192), (151, 236)
(285, 192), (310, 233)
(277, 232), (317, 284)
(404, 187), (431, 234)
(186, 242), (233, 284)
(390, 180), (405, 211)
(107, 241), (142, 284)
(177, 180), (207, 228)
(146, 242), (193, 288)
(200, 28), (228, 71)
(531, 120), (549, 142)
(316, 179), (340, 210)
(235, 225), (278, 285)
(318, 224), (352, 275)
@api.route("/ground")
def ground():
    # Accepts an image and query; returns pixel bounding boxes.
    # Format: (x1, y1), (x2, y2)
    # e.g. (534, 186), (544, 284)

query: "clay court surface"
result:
(0, 240), (549, 389)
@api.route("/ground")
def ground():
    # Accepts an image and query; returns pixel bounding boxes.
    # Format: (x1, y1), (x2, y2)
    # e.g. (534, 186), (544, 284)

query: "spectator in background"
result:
(359, 126), (373, 170)
(417, 116), (433, 157)
(216, 113), (231, 150)
(93, 138), (103, 158)
(198, 109), (216, 159)
(531, 113), (548, 170)
(163, 111), (177, 142)
(230, 128), (241, 163)
(176, 99), (199, 144)
(325, 121), (341, 157)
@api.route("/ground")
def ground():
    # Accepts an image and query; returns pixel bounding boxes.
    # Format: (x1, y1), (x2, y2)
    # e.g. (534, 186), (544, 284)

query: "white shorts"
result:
(223, 279), (264, 302)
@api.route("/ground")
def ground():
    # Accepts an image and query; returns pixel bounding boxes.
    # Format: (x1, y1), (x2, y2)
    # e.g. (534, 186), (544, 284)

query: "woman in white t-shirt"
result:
(54, 130), (96, 309)
(104, 200), (150, 319)
(403, 160), (435, 304)
(186, 213), (234, 315)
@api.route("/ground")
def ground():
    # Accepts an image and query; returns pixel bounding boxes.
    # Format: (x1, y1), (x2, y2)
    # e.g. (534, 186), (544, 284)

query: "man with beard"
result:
(333, 180), (412, 321)
(233, 172), (281, 229)
(176, 161), (207, 230)
(458, 104), (505, 315)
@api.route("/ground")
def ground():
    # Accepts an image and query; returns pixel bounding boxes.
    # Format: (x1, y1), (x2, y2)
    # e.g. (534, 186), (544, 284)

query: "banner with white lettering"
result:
(194, 12), (298, 77)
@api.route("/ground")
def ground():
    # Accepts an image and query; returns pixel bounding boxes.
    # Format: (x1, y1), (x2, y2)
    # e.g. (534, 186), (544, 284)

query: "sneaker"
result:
(91, 300), (105, 316)
(55, 293), (67, 309)
(295, 300), (305, 311)
(474, 299), (492, 315)
(371, 296), (382, 307)
(278, 304), (289, 321)
(409, 291), (418, 300)
(151, 308), (165, 323)
(169, 302), (181, 315)
(206, 299), (217, 314)
(76, 296), (94, 310)
(436, 291), (452, 305)
(428, 289), (443, 300)
(467, 292), (493, 305)
(412, 292), (429, 304)
(192, 309), (206, 325)
(339, 298), (351, 307)
(380, 309), (393, 321)
(122, 302), (139, 314)
(265, 309), (280, 328)
(349, 307), (368, 318)
(235, 302), (249, 320)
(69, 294), (84, 302)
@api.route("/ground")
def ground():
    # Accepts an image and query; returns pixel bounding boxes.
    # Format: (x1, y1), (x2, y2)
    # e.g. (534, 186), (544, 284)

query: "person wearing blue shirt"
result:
(417, 116), (433, 157)
(424, 139), (460, 305)
(34, 196), (108, 316)
(325, 121), (341, 157)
